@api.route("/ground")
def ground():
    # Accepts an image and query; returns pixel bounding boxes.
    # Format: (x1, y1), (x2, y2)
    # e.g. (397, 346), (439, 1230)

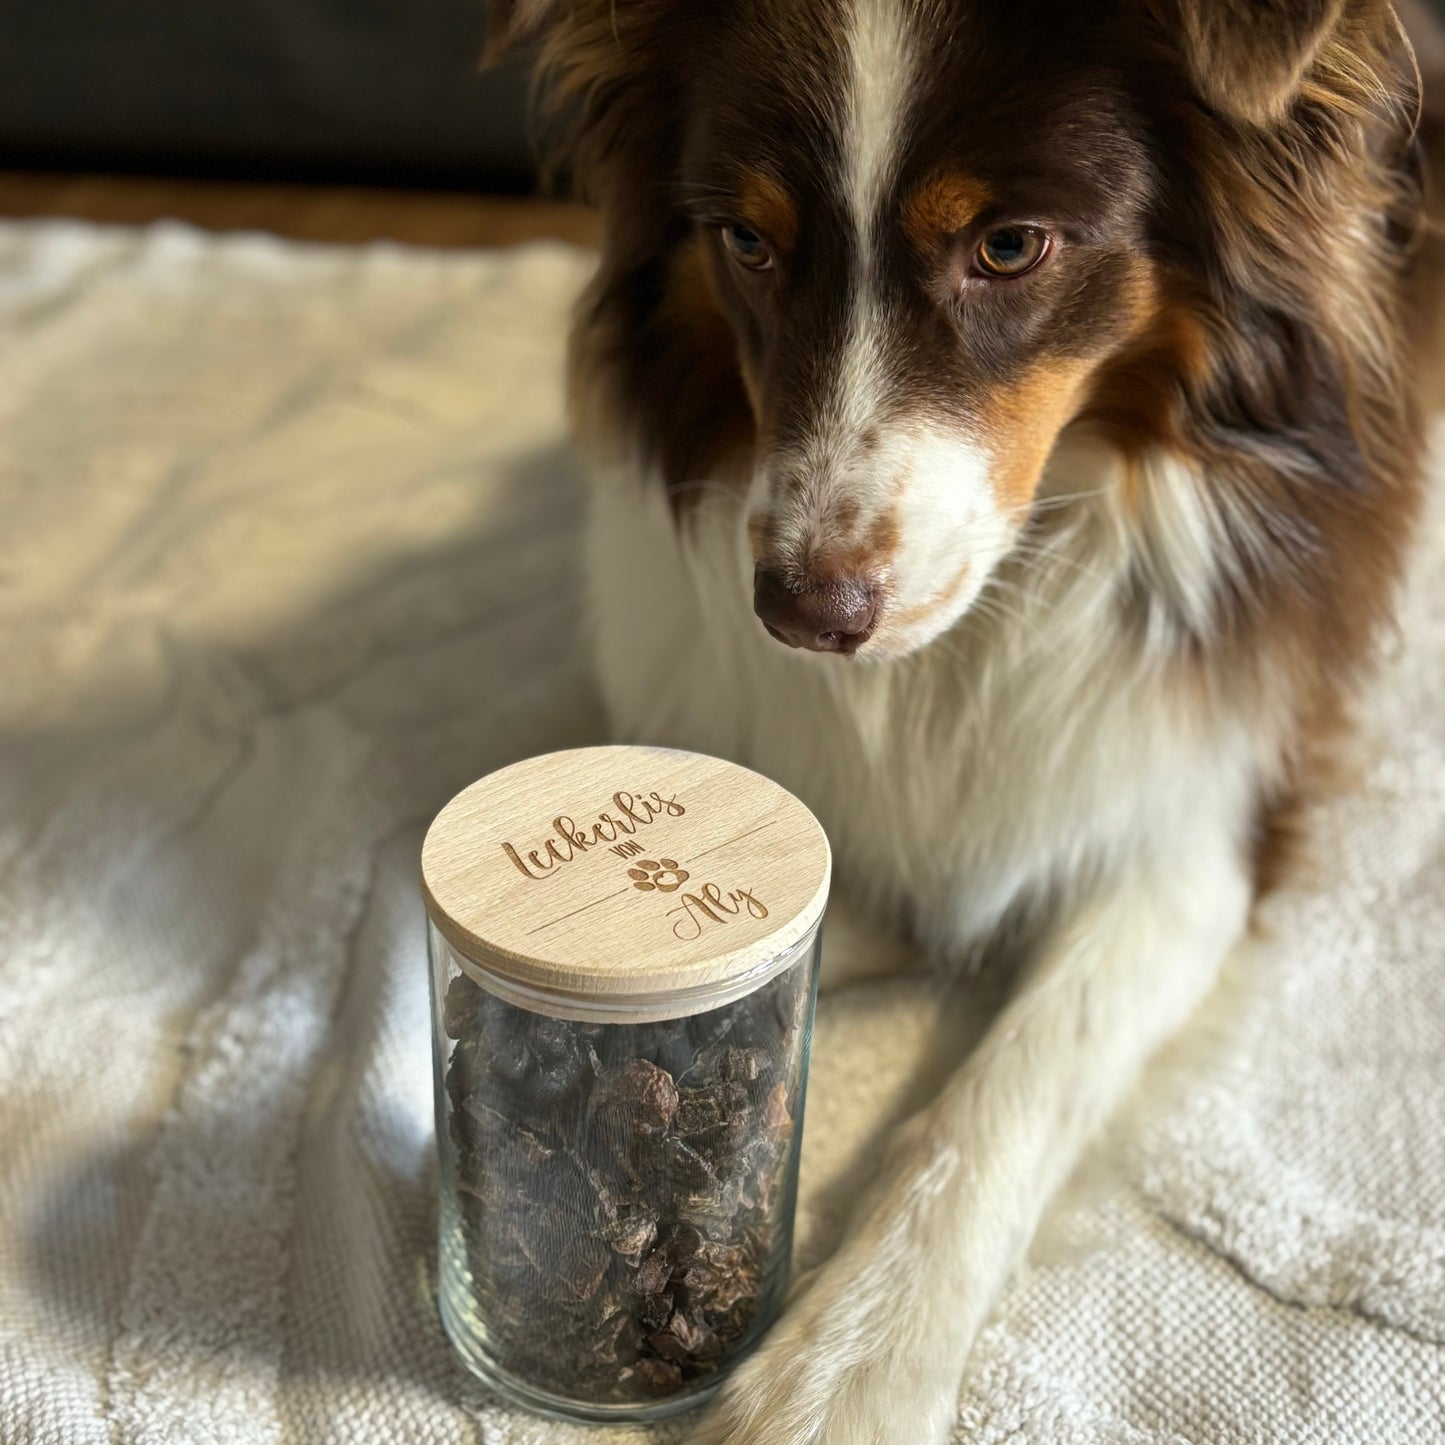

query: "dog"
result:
(487, 2), (1439, 1440)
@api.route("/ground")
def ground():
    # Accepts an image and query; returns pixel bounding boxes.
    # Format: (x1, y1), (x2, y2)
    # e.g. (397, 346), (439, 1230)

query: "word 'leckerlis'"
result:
(502, 790), (686, 881)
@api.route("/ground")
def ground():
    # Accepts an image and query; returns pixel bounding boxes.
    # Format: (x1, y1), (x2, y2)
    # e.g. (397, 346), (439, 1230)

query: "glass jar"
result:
(421, 746), (830, 1424)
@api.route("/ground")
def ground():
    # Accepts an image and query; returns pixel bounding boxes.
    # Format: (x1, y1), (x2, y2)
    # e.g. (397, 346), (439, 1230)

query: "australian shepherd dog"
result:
(488, 2), (1440, 1439)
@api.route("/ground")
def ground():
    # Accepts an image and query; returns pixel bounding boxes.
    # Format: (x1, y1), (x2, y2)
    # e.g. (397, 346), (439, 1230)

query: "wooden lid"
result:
(421, 746), (831, 1021)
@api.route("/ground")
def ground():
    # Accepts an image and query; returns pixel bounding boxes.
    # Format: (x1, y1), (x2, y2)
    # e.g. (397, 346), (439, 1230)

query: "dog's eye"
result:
(974, 227), (1049, 278)
(721, 223), (773, 271)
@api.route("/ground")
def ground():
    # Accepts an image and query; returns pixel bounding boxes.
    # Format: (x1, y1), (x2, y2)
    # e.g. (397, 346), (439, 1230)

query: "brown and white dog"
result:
(489, 2), (1440, 1440)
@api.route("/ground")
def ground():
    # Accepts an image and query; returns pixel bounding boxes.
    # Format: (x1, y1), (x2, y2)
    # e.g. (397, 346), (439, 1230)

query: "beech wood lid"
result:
(421, 746), (831, 1020)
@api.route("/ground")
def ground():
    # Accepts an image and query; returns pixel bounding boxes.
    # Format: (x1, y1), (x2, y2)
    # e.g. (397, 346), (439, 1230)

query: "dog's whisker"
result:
(1004, 543), (1114, 589)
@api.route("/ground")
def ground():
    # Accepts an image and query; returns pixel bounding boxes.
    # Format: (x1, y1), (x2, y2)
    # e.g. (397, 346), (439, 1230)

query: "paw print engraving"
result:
(627, 859), (689, 893)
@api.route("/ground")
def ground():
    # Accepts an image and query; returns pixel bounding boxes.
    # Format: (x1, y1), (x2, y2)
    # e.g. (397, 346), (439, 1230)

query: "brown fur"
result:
(1139, 0), (1425, 892)
(1168, 0), (1348, 124)
(739, 171), (800, 254)
(977, 357), (1094, 509)
(902, 172), (993, 251)
(812, 507), (904, 582)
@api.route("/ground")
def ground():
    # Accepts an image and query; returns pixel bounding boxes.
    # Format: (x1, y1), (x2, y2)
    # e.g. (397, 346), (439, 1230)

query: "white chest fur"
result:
(585, 440), (1278, 964)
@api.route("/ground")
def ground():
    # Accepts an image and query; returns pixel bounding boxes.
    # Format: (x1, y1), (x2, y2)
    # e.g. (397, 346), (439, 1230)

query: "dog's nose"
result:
(753, 567), (878, 654)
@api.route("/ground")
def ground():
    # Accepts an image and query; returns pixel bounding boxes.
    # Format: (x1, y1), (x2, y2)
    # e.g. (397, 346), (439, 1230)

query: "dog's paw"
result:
(690, 1258), (961, 1445)
(692, 1338), (960, 1445)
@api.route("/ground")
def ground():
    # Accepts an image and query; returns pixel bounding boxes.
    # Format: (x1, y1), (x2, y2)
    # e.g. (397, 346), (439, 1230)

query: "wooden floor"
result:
(0, 171), (599, 250)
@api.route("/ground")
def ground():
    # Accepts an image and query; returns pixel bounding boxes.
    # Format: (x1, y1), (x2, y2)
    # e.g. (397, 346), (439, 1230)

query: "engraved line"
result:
(687, 819), (778, 864)
(526, 887), (630, 935)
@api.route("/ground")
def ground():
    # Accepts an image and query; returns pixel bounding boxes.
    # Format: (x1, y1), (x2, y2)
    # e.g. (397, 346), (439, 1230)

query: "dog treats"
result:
(440, 961), (807, 1402)
(422, 746), (831, 1422)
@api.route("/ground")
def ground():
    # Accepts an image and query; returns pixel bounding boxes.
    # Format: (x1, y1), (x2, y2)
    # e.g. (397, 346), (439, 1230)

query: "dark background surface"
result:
(4, 1), (1445, 196)
(0, 0), (534, 192)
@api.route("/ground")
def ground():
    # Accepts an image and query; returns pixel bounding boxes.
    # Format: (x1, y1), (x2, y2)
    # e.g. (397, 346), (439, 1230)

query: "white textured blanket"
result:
(0, 221), (1441, 1445)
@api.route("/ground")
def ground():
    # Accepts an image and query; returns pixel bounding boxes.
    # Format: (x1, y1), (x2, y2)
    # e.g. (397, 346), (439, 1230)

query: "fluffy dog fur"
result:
(488, 2), (1440, 1439)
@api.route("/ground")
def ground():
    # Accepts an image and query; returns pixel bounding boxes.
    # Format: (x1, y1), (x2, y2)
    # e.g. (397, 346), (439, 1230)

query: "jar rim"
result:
(431, 918), (822, 1023)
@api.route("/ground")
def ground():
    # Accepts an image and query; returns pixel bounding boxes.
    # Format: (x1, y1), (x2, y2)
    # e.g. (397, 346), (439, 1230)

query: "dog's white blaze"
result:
(844, 0), (916, 277)
(832, 0), (917, 443)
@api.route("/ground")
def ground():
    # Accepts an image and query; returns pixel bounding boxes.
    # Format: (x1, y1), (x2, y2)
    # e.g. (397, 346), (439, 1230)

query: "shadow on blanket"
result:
(7, 439), (630, 1423)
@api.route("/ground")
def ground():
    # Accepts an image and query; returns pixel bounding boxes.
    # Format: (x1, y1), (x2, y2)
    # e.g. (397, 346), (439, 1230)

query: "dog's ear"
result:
(481, 0), (681, 206)
(1171, 0), (1348, 124)
(483, 0), (559, 65)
